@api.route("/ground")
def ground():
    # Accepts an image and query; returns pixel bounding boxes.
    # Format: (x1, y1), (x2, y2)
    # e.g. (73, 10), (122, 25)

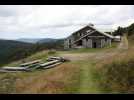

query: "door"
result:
(93, 42), (97, 48)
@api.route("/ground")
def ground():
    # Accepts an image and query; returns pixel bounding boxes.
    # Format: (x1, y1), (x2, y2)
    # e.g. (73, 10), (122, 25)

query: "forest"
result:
(0, 39), (64, 66)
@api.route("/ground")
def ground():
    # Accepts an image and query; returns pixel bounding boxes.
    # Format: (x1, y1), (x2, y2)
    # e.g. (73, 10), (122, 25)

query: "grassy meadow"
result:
(0, 35), (134, 93)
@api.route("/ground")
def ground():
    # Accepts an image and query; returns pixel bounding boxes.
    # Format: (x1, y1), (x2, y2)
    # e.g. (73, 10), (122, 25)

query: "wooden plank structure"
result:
(1, 66), (28, 71)
(0, 59), (42, 71)
(40, 60), (60, 67)
(19, 60), (41, 67)
(42, 62), (62, 69)
(0, 69), (24, 73)
(46, 56), (68, 62)
(0, 57), (68, 73)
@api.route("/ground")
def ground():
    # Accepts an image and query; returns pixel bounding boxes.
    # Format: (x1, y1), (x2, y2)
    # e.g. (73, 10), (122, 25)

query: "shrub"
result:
(0, 73), (17, 94)
(47, 50), (56, 55)
(97, 48), (134, 93)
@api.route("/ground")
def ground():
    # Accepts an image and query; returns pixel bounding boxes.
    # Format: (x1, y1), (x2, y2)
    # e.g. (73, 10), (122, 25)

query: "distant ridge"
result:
(16, 38), (41, 43)
(0, 39), (34, 66)
(16, 38), (64, 44)
(37, 38), (59, 43)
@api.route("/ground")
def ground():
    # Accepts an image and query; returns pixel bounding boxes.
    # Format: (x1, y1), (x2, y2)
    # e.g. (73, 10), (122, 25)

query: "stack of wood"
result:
(0, 60), (41, 72)
(0, 57), (69, 73)
(40, 56), (69, 69)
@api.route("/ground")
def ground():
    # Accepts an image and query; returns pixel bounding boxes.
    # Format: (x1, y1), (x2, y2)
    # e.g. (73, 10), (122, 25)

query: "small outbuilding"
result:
(114, 36), (121, 42)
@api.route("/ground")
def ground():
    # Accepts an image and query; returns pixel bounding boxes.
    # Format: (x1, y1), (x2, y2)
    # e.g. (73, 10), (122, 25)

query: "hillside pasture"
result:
(0, 35), (133, 93)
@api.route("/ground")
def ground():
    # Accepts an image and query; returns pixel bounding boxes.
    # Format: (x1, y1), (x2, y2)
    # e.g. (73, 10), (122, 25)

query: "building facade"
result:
(64, 24), (114, 49)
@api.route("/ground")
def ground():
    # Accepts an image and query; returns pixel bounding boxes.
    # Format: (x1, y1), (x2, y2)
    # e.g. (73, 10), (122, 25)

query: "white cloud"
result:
(0, 5), (133, 39)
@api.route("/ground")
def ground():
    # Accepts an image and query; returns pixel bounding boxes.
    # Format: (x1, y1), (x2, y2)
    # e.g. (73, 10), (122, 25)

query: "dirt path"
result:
(60, 35), (128, 61)
(118, 35), (128, 49)
(78, 63), (101, 93)
(59, 51), (117, 61)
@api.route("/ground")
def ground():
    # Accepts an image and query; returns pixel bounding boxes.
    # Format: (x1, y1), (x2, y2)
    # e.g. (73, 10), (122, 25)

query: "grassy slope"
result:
(9, 61), (103, 93)
(78, 61), (101, 93)
(0, 42), (120, 94)
(0, 40), (34, 67)
(94, 35), (134, 93)
(0, 50), (80, 93)
(60, 42), (118, 54)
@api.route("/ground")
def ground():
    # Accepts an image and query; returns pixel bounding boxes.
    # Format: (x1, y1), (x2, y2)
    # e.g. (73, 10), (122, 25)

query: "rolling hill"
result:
(37, 38), (59, 43)
(0, 39), (35, 66)
(16, 38), (40, 43)
(16, 38), (63, 44)
(0, 38), (64, 66)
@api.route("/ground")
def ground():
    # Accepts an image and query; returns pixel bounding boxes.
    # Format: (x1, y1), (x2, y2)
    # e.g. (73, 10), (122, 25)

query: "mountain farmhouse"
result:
(64, 24), (120, 49)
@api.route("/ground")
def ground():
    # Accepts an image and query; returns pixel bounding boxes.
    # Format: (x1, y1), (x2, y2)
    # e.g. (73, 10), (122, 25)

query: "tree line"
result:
(112, 23), (134, 36)
(0, 39), (64, 66)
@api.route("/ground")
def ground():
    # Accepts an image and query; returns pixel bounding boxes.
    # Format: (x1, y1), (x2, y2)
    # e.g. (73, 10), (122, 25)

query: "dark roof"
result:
(67, 24), (114, 39)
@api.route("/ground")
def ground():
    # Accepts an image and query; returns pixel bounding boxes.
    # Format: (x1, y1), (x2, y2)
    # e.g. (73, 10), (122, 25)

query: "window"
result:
(77, 32), (81, 37)
(105, 38), (107, 41)
(86, 29), (92, 33)
(69, 39), (71, 43)
(77, 40), (82, 46)
(86, 37), (88, 41)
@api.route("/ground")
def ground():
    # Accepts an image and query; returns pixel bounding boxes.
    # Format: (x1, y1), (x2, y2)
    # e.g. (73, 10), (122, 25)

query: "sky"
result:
(0, 5), (134, 40)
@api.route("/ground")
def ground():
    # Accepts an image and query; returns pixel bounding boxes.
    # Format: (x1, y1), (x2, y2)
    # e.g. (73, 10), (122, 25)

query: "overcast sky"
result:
(0, 5), (134, 40)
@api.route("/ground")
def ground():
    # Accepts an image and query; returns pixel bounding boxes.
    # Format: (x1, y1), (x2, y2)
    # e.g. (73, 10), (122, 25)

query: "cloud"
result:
(0, 5), (133, 39)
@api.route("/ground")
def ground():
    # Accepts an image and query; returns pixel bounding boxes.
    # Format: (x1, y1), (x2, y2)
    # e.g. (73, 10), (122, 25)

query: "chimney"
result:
(88, 23), (94, 27)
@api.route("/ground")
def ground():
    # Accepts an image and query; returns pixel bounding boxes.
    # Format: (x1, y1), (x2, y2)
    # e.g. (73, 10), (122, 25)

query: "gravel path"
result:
(60, 52), (117, 61)
(118, 35), (128, 49)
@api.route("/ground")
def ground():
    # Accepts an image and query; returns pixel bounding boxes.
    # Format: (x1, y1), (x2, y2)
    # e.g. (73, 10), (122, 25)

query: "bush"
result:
(97, 48), (134, 93)
(47, 50), (56, 55)
(0, 74), (17, 94)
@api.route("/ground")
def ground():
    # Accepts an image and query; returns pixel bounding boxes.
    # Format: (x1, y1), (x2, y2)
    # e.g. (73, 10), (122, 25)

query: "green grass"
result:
(77, 61), (101, 93)
(95, 44), (134, 93)
(0, 60), (103, 94)
(58, 42), (118, 54)
(0, 40), (124, 93)
(94, 35), (134, 93)
(68, 48), (103, 53)
(62, 60), (109, 93)
(60, 61), (104, 93)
